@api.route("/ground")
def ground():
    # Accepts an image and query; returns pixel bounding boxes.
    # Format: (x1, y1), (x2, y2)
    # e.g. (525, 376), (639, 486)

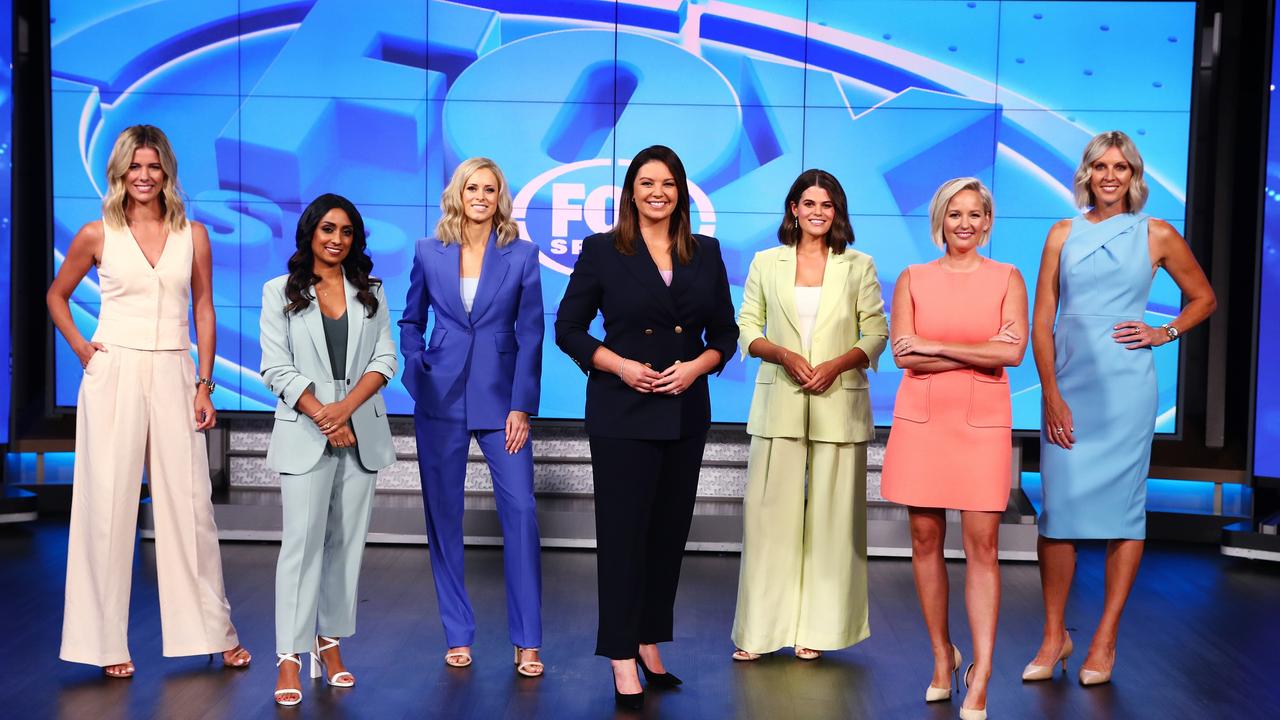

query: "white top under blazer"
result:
(92, 220), (193, 351)
(794, 285), (821, 350)
(460, 276), (479, 313)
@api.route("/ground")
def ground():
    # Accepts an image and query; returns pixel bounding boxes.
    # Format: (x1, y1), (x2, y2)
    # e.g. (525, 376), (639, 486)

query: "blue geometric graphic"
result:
(49, 0), (1195, 430)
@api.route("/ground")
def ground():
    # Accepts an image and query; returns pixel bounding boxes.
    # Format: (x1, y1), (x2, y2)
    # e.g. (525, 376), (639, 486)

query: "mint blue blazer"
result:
(259, 274), (398, 475)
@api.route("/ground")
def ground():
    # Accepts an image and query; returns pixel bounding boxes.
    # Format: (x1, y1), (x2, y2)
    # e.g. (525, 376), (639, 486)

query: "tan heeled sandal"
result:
(514, 646), (544, 677)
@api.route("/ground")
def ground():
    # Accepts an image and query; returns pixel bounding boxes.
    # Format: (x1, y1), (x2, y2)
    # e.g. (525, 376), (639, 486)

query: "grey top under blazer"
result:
(260, 275), (398, 475)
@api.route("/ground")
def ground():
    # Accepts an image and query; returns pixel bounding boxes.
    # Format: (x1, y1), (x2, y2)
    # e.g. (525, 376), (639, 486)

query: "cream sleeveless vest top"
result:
(92, 220), (193, 350)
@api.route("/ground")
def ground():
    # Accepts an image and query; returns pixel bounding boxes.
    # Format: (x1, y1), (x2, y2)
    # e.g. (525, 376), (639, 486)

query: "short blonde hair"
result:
(1073, 131), (1148, 212)
(102, 125), (187, 232)
(436, 157), (518, 247)
(927, 177), (994, 249)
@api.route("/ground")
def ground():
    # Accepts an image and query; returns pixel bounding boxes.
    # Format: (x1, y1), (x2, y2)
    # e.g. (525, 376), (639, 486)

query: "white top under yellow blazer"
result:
(737, 244), (888, 444)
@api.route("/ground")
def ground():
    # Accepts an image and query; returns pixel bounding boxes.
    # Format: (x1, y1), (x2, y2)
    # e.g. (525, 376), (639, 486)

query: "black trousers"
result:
(588, 432), (708, 660)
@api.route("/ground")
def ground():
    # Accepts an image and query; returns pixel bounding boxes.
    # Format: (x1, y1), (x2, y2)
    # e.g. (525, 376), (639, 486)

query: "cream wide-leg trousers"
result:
(60, 345), (238, 666)
(731, 436), (869, 654)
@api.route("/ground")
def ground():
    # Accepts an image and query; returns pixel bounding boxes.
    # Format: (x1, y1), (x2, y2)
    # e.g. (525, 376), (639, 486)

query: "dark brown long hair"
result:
(614, 145), (696, 264)
(777, 169), (855, 254)
(284, 193), (381, 317)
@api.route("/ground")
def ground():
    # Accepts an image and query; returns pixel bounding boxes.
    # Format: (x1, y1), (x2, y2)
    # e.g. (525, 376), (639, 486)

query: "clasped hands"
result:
(778, 352), (843, 394)
(618, 358), (702, 395)
(310, 401), (356, 448)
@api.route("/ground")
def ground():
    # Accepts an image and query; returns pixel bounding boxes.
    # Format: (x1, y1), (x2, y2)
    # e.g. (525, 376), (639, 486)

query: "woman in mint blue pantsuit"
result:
(1025, 132), (1215, 688)
(400, 158), (545, 676)
(261, 194), (398, 706)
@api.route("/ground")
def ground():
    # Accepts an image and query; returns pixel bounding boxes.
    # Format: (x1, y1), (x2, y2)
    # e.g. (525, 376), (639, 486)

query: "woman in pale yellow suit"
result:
(731, 169), (888, 660)
(47, 125), (249, 677)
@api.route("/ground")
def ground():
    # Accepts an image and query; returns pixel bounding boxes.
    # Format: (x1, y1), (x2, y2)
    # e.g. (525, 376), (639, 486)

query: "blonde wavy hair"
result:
(102, 125), (188, 231)
(927, 177), (994, 249)
(1073, 130), (1148, 212)
(436, 157), (518, 246)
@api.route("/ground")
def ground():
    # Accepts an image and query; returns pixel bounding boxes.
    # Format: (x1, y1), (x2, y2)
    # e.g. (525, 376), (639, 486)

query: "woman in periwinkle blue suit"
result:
(260, 194), (398, 706)
(1025, 132), (1215, 687)
(400, 157), (546, 676)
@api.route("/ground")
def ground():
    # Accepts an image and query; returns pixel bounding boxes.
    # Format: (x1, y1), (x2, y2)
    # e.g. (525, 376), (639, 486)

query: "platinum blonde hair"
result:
(102, 125), (188, 232)
(436, 157), (518, 247)
(927, 177), (994, 249)
(1073, 130), (1148, 212)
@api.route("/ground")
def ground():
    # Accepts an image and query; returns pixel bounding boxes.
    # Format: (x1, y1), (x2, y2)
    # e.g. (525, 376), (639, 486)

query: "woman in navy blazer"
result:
(400, 158), (545, 676)
(555, 145), (738, 708)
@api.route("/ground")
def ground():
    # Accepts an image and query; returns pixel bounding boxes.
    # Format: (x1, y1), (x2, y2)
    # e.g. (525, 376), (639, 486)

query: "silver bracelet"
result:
(617, 357), (626, 376)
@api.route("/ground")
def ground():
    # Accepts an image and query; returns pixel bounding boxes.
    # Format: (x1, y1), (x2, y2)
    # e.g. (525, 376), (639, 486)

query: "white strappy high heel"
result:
(311, 636), (355, 687)
(274, 653), (303, 706)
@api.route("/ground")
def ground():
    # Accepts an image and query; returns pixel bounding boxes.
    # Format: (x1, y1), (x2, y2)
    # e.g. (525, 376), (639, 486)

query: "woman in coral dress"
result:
(881, 177), (1028, 720)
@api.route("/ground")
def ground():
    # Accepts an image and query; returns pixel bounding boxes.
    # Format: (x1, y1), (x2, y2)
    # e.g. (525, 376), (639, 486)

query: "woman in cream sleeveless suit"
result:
(261, 194), (397, 706)
(47, 125), (249, 677)
(731, 169), (888, 661)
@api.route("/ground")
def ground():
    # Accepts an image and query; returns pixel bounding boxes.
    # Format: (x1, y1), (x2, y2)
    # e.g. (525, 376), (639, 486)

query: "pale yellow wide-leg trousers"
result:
(60, 345), (239, 666)
(731, 436), (869, 654)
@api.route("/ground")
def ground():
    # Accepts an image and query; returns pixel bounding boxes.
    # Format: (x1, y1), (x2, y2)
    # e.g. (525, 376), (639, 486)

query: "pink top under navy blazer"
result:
(399, 233), (543, 427)
(554, 231), (739, 440)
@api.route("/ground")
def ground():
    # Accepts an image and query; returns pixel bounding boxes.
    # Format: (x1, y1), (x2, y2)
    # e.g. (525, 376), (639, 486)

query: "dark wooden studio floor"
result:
(3, 519), (1279, 720)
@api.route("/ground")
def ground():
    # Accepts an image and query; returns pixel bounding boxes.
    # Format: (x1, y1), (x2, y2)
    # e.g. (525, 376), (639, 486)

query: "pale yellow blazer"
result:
(738, 245), (888, 443)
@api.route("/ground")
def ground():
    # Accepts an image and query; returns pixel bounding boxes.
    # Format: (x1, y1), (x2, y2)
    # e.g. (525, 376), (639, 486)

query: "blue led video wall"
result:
(50, 1), (1194, 429)
(1254, 7), (1280, 479)
(0, 0), (12, 445)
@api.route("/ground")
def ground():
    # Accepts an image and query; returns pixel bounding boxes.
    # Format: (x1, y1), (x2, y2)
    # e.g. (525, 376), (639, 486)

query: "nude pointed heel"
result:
(1075, 650), (1116, 681)
(1022, 631), (1073, 681)
(925, 644), (962, 702)
(958, 663), (987, 720)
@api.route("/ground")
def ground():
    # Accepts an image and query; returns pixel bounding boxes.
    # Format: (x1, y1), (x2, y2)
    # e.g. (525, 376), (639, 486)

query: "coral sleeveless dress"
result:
(1039, 214), (1156, 539)
(881, 258), (1014, 512)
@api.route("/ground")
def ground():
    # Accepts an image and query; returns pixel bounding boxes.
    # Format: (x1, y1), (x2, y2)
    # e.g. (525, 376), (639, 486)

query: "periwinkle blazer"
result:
(737, 245), (888, 444)
(554, 231), (738, 440)
(398, 233), (544, 429)
(259, 275), (398, 475)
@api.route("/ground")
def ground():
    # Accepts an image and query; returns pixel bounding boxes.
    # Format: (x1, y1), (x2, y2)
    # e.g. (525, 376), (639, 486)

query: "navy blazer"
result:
(555, 232), (738, 440)
(399, 233), (544, 429)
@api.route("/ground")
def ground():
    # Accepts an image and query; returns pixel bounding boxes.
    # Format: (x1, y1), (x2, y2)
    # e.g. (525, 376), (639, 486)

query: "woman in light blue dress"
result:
(1025, 132), (1216, 687)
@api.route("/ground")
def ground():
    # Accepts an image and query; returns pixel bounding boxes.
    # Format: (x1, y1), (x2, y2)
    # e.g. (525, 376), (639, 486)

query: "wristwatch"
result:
(196, 375), (217, 393)
(1160, 324), (1180, 342)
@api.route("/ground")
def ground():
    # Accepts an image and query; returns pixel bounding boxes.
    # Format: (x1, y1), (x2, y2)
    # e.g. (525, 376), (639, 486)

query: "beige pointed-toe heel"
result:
(1022, 631), (1073, 681)
(1079, 665), (1113, 686)
(958, 663), (988, 720)
(925, 644), (962, 702)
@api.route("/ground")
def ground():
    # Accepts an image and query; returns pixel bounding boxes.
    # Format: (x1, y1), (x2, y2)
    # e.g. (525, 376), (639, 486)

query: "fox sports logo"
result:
(513, 159), (717, 275)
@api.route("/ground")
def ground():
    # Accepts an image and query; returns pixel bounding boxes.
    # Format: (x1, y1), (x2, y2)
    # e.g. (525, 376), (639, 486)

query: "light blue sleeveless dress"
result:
(1039, 213), (1156, 539)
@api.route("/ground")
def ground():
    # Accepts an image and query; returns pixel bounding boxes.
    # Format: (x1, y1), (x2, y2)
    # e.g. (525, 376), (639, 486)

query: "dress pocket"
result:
(967, 372), (1012, 428)
(893, 372), (931, 423)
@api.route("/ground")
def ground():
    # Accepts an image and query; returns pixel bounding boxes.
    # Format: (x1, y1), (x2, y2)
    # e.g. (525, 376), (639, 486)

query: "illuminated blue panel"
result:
(1255, 8), (1280, 478)
(0, 0), (9, 443)
(49, 0), (1195, 430)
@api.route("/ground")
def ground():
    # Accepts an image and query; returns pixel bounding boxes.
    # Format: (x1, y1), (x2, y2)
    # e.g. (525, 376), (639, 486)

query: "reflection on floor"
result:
(3, 519), (1278, 719)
